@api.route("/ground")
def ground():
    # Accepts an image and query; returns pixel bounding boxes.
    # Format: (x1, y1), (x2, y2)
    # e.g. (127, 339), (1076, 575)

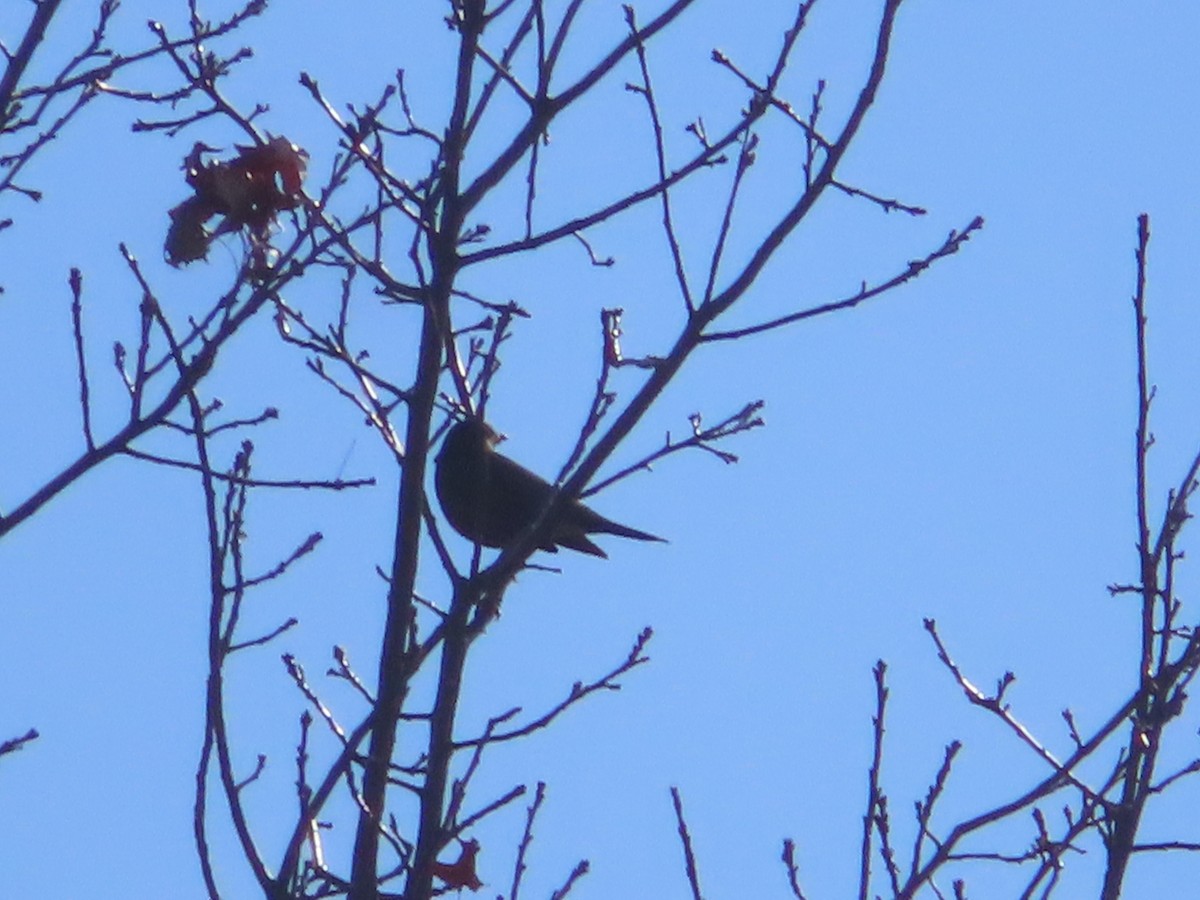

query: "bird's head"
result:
(438, 417), (501, 461)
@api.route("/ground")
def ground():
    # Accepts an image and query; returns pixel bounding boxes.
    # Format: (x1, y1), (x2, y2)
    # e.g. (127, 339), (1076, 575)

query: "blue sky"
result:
(4, 2), (1200, 898)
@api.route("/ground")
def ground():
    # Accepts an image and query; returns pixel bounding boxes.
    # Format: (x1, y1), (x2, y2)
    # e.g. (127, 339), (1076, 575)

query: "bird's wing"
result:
(487, 454), (553, 523)
(485, 455), (608, 556)
(488, 451), (661, 553)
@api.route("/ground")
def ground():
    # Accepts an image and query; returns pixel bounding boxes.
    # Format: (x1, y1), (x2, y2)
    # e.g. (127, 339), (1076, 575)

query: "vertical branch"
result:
(296, 711), (325, 878)
(115, 249), (273, 895)
(203, 449), (273, 896)
(350, 2), (486, 897)
(780, 839), (809, 899)
(462, 2), (537, 146)
(1157, 511), (1177, 674)
(910, 740), (961, 882)
(407, 585), (478, 895)
(859, 660), (888, 900)
(1101, 213), (1160, 899)
(1132, 213), (1154, 685)
(874, 795), (901, 896)
(522, 0), (546, 238)
(802, 80), (825, 190)
(144, 308), (272, 897)
(625, 4), (695, 314)
(544, 0), (587, 76)
(701, 132), (757, 306)
(523, 129), (541, 239)
(131, 295), (154, 418)
(509, 781), (547, 900)
(195, 723), (220, 899)
(67, 268), (94, 450)
(277, 715), (380, 891)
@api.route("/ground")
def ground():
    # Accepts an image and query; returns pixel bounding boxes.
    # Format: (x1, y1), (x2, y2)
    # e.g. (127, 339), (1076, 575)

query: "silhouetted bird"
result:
(434, 418), (666, 558)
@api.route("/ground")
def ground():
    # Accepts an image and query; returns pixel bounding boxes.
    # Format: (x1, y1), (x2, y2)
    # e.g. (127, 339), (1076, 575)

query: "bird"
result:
(433, 418), (666, 558)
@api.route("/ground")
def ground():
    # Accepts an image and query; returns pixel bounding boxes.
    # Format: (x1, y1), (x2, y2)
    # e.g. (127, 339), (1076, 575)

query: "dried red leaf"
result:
(165, 196), (216, 266)
(165, 137), (307, 268)
(430, 837), (483, 892)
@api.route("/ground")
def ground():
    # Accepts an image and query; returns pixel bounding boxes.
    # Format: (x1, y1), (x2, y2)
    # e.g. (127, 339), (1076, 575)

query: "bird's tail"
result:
(595, 518), (667, 544)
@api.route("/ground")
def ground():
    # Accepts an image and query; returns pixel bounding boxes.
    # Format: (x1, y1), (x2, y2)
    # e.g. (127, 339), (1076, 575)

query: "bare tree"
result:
(786, 216), (1200, 900)
(0, 2), (1024, 899)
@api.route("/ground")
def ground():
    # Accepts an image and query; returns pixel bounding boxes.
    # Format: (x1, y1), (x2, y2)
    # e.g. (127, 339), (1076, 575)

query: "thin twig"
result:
(67, 268), (94, 450)
(509, 782), (547, 900)
(671, 786), (705, 900)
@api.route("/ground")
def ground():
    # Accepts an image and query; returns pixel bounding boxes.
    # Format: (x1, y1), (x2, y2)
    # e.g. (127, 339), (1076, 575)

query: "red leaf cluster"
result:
(165, 136), (307, 268)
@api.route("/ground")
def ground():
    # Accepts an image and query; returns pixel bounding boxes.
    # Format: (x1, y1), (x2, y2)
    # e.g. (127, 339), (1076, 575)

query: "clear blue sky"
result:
(3, 2), (1200, 898)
